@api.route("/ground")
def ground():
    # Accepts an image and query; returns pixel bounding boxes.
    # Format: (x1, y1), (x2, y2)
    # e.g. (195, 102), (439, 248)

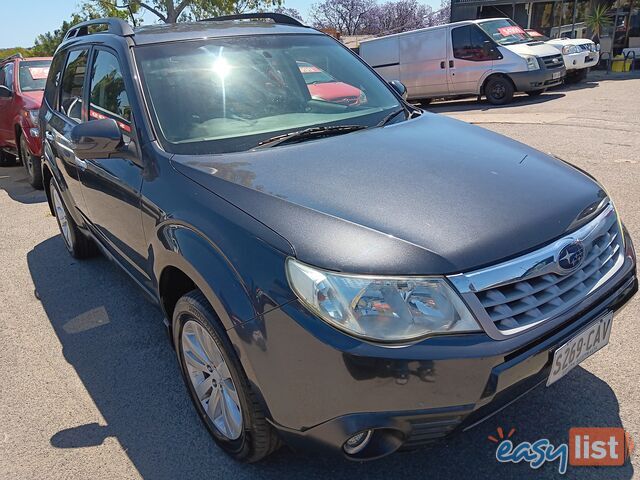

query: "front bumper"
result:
(508, 67), (565, 92)
(564, 51), (600, 71)
(230, 232), (636, 460)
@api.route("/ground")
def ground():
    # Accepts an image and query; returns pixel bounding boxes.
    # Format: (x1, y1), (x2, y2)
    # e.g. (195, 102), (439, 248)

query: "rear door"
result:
(44, 48), (91, 215)
(448, 24), (496, 95)
(78, 46), (148, 286)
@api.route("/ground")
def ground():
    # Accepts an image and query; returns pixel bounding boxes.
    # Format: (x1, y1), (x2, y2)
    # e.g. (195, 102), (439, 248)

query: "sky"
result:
(1, 0), (442, 48)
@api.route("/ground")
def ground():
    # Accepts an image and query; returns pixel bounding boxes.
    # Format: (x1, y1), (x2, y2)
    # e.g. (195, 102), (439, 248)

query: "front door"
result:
(78, 47), (149, 287)
(448, 25), (496, 95)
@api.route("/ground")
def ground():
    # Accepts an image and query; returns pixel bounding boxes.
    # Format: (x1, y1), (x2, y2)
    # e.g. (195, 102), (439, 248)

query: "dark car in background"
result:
(0, 53), (52, 187)
(39, 14), (637, 463)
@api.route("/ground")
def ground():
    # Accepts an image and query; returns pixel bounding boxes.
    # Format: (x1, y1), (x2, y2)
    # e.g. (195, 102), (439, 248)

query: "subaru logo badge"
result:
(557, 241), (585, 273)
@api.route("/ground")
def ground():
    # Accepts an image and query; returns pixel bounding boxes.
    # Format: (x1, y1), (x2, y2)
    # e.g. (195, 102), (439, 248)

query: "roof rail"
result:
(1, 52), (24, 64)
(63, 18), (135, 42)
(201, 13), (306, 27)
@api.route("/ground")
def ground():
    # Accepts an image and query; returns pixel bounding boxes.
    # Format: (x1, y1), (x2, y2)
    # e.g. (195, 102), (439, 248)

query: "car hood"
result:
(172, 113), (605, 275)
(504, 41), (563, 57)
(546, 38), (594, 47)
(308, 82), (361, 100)
(21, 90), (44, 109)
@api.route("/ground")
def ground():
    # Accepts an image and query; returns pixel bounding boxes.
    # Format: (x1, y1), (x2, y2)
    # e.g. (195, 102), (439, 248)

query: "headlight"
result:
(27, 109), (39, 126)
(358, 90), (367, 105)
(562, 45), (579, 55)
(286, 258), (480, 342)
(525, 56), (539, 71)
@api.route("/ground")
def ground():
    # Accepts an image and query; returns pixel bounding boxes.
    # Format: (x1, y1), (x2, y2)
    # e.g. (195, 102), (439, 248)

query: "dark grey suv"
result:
(39, 14), (637, 462)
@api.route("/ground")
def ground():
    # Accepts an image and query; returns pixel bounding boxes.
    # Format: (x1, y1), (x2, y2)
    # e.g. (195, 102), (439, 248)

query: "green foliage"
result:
(0, 47), (33, 60)
(586, 3), (612, 37)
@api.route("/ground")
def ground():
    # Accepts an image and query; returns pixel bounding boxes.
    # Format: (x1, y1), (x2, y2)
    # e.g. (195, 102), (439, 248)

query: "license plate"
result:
(547, 311), (613, 386)
(552, 71), (562, 79)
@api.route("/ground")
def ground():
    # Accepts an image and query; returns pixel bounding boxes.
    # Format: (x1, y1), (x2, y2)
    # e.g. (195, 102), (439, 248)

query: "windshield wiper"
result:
(376, 107), (407, 127)
(252, 125), (367, 150)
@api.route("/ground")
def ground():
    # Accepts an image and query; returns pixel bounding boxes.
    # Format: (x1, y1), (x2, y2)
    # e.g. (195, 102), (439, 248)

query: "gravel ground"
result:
(0, 71), (638, 479)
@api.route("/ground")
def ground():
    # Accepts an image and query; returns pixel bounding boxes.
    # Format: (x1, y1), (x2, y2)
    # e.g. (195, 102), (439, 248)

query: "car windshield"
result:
(135, 34), (401, 154)
(18, 60), (51, 92)
(478, 19), (534, 46)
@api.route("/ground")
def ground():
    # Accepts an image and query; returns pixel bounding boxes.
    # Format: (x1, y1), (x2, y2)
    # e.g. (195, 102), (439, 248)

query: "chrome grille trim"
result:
(448, 203), (624, 338)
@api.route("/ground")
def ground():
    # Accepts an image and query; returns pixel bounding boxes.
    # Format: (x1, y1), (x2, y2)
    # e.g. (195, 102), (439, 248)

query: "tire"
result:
(19, 133), (43, 189)
(173, 290), (280, 462)
(49, 178), (98, 259)
(526, 89), (546, 97)
(566, 69), (587, 84)
(0, 150), (18, 167)
(419, 98), (432, 106)
(485, 76), (514, 105)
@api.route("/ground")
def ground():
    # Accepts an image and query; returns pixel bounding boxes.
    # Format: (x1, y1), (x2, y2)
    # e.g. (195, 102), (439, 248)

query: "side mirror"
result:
(0, 85), (12, 98)
(389, 80), (408, 100)
(70, 119), (123, 159)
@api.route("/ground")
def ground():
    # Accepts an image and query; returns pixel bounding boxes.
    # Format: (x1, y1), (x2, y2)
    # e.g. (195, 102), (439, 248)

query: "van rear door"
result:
(398, 28), (449, 99)
(448, 24), (496, 95)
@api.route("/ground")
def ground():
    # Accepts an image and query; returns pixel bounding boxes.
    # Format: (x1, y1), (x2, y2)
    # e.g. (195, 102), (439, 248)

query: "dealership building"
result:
(450, 0), (640, 52)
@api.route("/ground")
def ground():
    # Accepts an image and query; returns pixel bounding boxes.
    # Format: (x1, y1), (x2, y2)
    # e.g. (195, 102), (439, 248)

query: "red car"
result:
(297, 61), (365, 106)
(0, 53), (52, 188)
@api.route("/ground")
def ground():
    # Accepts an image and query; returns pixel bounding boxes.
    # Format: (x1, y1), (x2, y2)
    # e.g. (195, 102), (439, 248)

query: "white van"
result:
(359, 18), (566, 105)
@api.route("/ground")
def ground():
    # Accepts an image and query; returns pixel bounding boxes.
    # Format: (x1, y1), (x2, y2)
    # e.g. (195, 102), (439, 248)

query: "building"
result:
(451, 0), (640, 52)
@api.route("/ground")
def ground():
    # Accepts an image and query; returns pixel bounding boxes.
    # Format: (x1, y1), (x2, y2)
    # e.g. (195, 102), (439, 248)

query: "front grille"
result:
(448, 203), (625, 337)
(478, 220), (621, 332)
(335, 96), (359, 105)
(540, 54), (564, 69)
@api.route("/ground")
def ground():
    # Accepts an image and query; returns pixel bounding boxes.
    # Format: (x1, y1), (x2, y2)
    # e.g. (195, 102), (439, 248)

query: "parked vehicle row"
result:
(359, 18), (595, 105)
(0, 53), (52, 186)
(2, 13), (637, 465)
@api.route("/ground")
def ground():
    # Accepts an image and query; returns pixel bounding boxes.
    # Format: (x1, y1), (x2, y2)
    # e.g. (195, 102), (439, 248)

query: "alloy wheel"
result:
(181, 320), (243, 440)
(20, 135), (34, 177)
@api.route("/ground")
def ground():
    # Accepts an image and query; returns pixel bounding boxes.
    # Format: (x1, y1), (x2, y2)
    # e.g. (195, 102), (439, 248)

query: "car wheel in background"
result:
(485, 76), (514, 105)
(566, 69), (588, 84)
(527, 89), (546, 97)
(173, 290), (280, 463)
(49, 178), (98, 258)
(20, 133), (43, 189)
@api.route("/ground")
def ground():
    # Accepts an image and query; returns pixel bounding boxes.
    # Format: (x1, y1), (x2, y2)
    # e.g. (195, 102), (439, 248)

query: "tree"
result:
(367, 0), (432, 35)
(310, 0), (376, 35)
(586, 3), (612, 42)
(271, 5), (303, 21)
(427, 0), (451, 26)
(128, 0), (282, 23)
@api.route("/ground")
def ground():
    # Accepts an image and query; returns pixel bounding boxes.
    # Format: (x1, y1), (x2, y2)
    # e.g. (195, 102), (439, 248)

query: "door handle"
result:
(74, 156), (87, 170)
(449, 60), (455, 68)
(45, 131), (55, 142)
(440, 61), (445, 69)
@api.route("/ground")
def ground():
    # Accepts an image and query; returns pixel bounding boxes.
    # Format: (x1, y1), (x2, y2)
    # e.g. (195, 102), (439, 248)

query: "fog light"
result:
(343, 429), (373, 455)
(29, 128), (39, 138)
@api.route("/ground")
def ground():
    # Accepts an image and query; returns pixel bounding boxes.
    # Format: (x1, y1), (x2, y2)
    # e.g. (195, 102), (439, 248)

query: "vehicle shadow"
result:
(0, 165), (46, 204)
(424, 92), (565, 114)
(29, 235), (633, 480)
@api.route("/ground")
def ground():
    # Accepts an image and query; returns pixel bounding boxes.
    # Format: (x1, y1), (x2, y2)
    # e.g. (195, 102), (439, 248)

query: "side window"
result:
(3, 63), (14, 90)
(89, 50), (132, 133)
(452, 25), (494, 62)
(59, 49), (89, 122)
(45, 53), (66, 109)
